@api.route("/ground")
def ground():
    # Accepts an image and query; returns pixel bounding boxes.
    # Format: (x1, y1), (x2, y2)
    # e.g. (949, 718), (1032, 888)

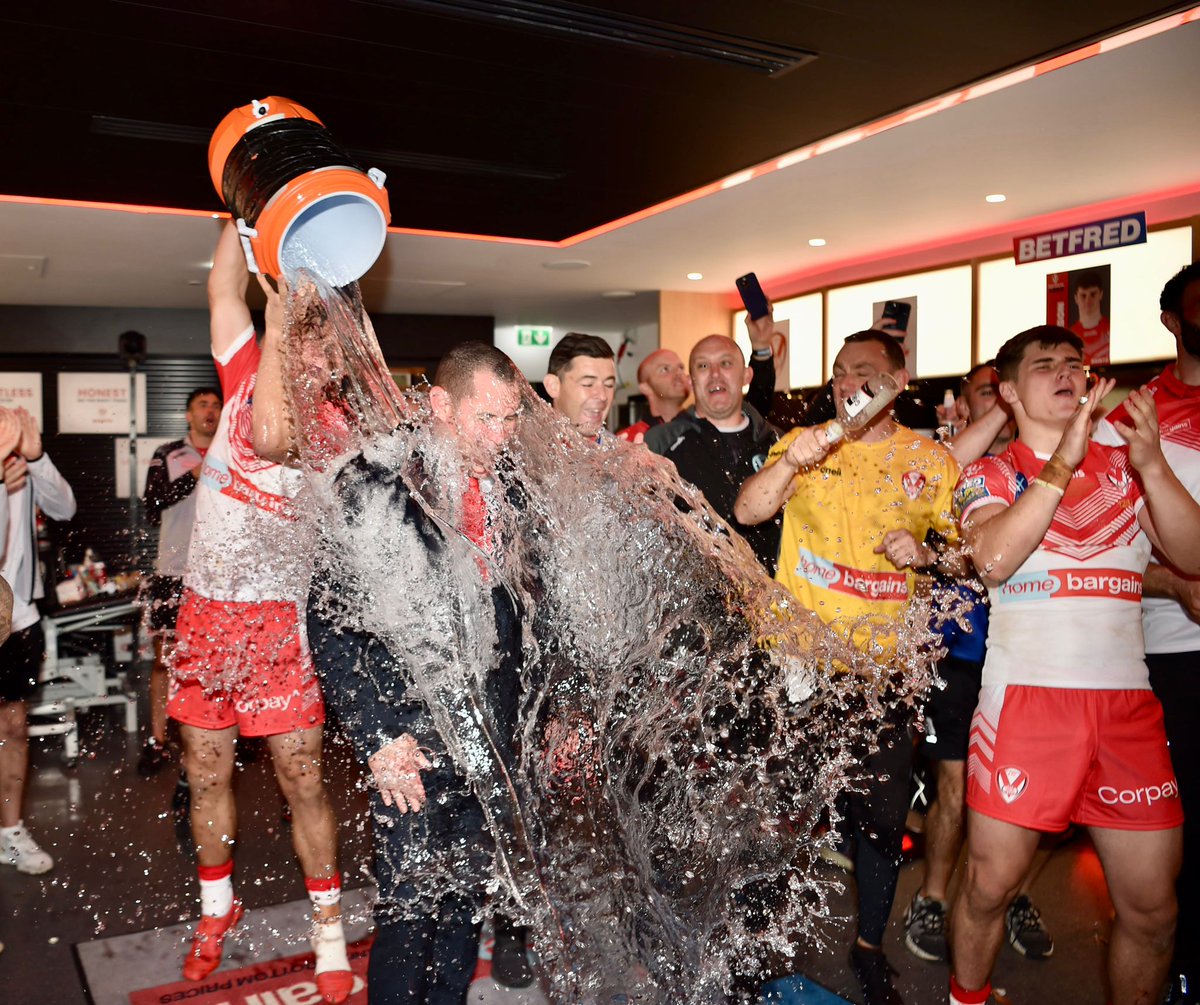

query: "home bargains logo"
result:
(794, 548), (908, 602)
(996, 568), (1142, 603)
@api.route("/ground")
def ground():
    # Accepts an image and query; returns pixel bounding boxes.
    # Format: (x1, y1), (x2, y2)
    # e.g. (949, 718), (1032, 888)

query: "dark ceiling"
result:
(0, 1), (1189, 241)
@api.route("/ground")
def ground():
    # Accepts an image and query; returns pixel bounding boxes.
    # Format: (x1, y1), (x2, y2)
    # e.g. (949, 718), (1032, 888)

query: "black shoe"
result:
(137, 738), (170, 777)
(492, 916), (534, 989)
(849, 943), (903, 1005)
(1005, 894), (1053, 959)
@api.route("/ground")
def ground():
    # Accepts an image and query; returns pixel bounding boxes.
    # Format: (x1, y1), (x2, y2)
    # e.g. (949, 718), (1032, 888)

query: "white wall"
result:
(977, 226), (1193, 364)
(732, 292), (824, 389)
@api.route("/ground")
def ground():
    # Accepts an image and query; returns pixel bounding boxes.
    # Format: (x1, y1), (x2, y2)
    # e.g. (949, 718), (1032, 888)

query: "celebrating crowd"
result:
(1, 221), (1197, 1005)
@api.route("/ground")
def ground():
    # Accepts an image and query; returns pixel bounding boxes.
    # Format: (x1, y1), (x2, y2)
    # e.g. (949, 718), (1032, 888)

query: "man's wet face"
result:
(550, 355), (616, 437)
(452, 372), (522, 475)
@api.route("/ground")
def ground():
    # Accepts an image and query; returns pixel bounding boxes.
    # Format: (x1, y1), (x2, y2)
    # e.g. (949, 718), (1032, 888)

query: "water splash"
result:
(279, 273), (947, 1003)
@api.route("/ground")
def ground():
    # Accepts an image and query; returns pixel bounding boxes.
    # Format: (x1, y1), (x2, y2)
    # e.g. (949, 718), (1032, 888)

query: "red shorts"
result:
(167, 588), (324, 737)
(966, 684), (1182, 832)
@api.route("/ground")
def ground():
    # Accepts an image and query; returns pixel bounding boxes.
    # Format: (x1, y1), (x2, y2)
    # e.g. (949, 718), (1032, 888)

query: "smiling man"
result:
(948, 325), (1200, 1005)
(646, 334), (781, 571)
(543, 332), (617, 440)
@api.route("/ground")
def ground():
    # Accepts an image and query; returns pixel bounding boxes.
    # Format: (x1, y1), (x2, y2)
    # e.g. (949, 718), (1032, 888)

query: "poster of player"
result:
(1047, 265), (1110, 365)
(872, 296), (917, 375)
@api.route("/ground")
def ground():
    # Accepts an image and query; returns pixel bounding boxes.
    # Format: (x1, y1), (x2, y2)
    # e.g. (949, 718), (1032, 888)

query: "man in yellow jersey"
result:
(735, 329), (960, 1005)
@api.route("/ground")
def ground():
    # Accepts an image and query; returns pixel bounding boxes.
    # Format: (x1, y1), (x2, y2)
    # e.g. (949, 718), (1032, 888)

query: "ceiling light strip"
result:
(3, 6), (1196, 250)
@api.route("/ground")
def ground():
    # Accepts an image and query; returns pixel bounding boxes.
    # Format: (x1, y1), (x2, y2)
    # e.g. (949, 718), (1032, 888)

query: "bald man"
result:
(645, 334), (782, 572)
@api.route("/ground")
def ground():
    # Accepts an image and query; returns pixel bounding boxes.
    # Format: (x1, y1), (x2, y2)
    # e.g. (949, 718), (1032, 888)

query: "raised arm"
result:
(208, 222), (253, 359)
(250, 275), (294, 464)
(1114, 387), (1200, 575)
(734, 426), (831, 526)
(744, 310), (778, 419)
(961, 390), (1105, 586)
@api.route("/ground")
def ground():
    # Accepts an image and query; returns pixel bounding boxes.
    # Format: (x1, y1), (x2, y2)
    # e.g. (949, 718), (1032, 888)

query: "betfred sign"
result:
(1013, 212), (1146, 264)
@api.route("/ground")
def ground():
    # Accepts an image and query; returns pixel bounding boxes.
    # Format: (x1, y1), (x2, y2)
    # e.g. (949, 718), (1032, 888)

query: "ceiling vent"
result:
(386, 0), (817, 75)
(90, 116), (562, 182)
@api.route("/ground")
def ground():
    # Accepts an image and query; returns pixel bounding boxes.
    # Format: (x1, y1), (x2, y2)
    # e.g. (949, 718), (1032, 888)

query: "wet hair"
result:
(547, 333), (614, 377)
(1160, 261), (1200, 315)
(842, 329), (906, 372)
(433, 341), (519, 399)
(186, 386), (222, 408)
(1073, 271), (1105, 292)
(994, 325), (1083, 382)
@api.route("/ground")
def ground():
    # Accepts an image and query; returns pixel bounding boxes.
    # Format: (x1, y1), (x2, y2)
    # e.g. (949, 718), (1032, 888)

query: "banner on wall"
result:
(1014, 212), (1146, 265)
(0, 373), (43, 427)
(1047, 265), (1111, 365)
(872, 297), (917, 375)
(113, 437), (172, 498)
(58, 373), (147, 434)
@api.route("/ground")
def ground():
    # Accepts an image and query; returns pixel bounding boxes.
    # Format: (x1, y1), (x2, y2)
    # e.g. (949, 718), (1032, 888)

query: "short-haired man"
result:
(137, 385), (222, 776)
(306, 341), (526, 1005)
(1069, 271), (1109, 365)
(617, 312), (780, 442)
(903, 363), (1053, 964)
(1094, 260), (1200, 1002)
(646, 334), (781, 572)
(544, 332), (616, 440)
(735, 330), (961, 1005)
(0, 406), (75, 875)
(168, 224), (350, 1000)
(949, 325), (1200, 1005)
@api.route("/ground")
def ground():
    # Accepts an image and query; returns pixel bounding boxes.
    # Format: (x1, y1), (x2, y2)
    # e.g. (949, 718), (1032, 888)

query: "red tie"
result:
(462, 476), (489, 550)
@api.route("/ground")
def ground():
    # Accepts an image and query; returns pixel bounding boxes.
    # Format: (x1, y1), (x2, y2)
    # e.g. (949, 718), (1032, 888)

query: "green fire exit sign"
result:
(517, 327), (551, 347)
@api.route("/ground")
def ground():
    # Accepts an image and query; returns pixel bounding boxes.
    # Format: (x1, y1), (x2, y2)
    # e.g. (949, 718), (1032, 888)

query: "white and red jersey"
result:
(1097, 364), (1200, 654)
(185, 325), (307, 603)
(954, 439), (1150, 689)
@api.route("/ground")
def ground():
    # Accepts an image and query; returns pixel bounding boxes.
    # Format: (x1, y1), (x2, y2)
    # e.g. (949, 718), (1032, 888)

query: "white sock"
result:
(312, 918), (350, 976)
(199, 874), (234, 918)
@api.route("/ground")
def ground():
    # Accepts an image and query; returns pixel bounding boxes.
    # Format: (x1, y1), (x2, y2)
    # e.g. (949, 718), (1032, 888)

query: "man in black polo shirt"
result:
(645, 334), (781, 572)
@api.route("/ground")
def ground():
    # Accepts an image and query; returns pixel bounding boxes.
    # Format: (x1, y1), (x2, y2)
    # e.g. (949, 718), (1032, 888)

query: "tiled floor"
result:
(3, 661), (1127, 1004)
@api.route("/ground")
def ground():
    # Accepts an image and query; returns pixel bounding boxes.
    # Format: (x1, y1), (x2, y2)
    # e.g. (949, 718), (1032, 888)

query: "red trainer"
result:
(315, 969), (354, 1004)
(182, 899), (244, 981)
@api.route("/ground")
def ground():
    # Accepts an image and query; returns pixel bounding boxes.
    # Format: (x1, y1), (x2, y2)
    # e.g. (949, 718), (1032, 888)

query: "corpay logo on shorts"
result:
(996, 766), (1029, 804)
(235, 692), (298, 716)
(1097, 778), (1179, 806)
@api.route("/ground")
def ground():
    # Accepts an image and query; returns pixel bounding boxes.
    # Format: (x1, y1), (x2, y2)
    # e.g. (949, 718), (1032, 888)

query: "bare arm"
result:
(946, 405), (1008, 466)
(1143, 561), (1200, 621)
(250, 274), (294, 463)
(208, 222), (253, 359)
(1116, 388), (1200, 575)
(964, 384), (1108, 586)
(734, 426), (833, 525)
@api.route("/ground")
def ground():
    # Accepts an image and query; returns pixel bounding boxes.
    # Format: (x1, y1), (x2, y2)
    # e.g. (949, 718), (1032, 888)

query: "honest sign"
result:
(1013, 212), (1146, 264)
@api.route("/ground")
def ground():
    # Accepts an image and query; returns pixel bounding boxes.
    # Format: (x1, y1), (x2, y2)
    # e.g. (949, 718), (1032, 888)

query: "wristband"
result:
(1038, 452), (1074, 490)
(751, 347), (773, 360)
(1031, 477), (1066, 497)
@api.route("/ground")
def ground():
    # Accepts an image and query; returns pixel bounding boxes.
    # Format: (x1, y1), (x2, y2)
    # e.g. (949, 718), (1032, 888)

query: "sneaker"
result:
(311, 917), (353, 1003)
(137, 737), (170, 777)
(182, 899), (244, 981)
(1005, 894), (1053, 959)
(0, 822), (54, 874)
(903, 892), (947, 962)
(849, 943), (904, 1005)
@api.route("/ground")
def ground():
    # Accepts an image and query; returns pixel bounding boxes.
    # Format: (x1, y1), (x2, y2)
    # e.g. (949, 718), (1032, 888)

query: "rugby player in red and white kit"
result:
(948, 325), (1200, 1005)
(168, 224), (351, 1002)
